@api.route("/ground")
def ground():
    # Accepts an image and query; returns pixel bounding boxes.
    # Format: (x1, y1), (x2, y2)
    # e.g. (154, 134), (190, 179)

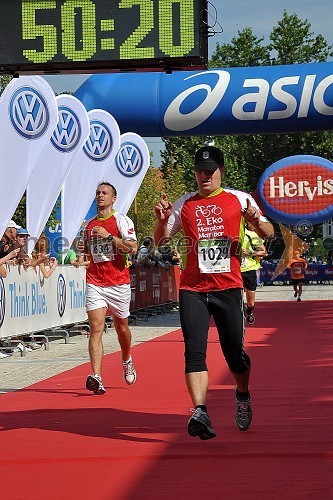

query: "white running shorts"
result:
(86, 283), (131, 318)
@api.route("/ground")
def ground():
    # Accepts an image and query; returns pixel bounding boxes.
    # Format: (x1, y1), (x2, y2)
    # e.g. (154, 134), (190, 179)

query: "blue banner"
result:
(260, 264), (333, 283)
(75, 62), (333, 137)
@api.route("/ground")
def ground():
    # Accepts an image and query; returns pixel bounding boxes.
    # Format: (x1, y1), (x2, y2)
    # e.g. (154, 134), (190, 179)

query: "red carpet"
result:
(0, 301), (332, 499)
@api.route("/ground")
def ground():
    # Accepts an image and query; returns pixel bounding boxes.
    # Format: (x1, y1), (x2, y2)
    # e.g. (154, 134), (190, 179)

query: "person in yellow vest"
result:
(241, 223), (268, 325)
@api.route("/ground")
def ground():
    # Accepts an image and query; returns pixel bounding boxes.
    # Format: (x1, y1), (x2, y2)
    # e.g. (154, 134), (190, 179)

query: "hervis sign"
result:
(257, 155), (333, 225)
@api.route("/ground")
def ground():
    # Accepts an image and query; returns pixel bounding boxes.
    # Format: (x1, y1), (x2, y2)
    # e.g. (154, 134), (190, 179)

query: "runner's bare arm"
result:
(153, 194), (173, 246)
(243, 199), (274, 239)
(91, 226), (137, 255)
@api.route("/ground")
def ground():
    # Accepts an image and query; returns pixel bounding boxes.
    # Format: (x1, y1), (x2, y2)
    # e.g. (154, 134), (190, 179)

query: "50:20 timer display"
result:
(20, 0), (199, 64)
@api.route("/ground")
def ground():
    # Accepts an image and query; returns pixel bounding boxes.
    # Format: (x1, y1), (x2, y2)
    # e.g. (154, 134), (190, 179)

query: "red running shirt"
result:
(84, 211), (136, 287)
(167, 188), (267, 292)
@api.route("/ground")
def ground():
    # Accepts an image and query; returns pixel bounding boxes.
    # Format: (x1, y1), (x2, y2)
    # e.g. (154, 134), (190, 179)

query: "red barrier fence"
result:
(130, 265), (180, 311)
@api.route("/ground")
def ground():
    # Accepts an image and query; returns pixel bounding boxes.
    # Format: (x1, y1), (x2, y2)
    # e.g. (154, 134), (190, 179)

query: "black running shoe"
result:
(86, 374), (106, 395)
(235, 396), (252, 431)
(294, 291), (298, 298)
(297, 297), (301, 302)
(187, 408), (216, 440)
(247, 312), (255, 326)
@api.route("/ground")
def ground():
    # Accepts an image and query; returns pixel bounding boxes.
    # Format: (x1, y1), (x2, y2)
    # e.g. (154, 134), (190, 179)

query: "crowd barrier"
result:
(260, 264), (333, 283)
(129, 265), (180, 311)
(0, 264), (180, 339)
(0, 266), (87, 339)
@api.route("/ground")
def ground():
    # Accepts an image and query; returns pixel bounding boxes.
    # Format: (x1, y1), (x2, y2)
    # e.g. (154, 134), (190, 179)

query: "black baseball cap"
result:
(194, 146), (224, 171)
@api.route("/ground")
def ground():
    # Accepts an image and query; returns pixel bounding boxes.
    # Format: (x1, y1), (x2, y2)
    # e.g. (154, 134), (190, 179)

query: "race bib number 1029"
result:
(198, 239), (230, 273)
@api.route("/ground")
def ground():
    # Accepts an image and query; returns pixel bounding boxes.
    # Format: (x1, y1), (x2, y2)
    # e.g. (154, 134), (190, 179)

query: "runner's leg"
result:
(179, 290), (210, 407)
(113, 316), (132, 362)
(88, 307), (107, 375)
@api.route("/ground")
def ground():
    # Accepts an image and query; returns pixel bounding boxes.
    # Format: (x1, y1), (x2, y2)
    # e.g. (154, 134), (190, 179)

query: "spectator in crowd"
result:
(0, 234), (12, 260)
(156, 246), (171, 270)
(31, 235), (58, 278)
(135, 237), (157, 267)
(58, 238), (82, 267)
(5, 220), (21, 241)
(0, 248), (20, 277)
(0, 220), (21, 258)
(13, 228), (32, 267)
(161, 245), (181, 266)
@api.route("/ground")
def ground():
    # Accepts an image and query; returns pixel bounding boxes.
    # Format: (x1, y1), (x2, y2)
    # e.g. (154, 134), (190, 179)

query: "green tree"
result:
(209, 27), (270, 68)
(269, 11), (332, 64)
(127, 164), (165, 241)
(160, 136), (202, 193)
(0, 75), (12, 96)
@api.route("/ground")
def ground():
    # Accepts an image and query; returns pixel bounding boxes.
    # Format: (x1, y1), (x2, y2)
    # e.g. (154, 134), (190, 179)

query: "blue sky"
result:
(210, 0), (333, 51)
(44, 0), (333, 163)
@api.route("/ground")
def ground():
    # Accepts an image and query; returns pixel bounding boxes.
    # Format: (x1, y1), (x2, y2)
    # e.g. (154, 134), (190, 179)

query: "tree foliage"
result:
(269, 11), (332, 64)
(209, 28), (270, 68)
(0, 75), (12, 96)
(127, 163), (165, 242)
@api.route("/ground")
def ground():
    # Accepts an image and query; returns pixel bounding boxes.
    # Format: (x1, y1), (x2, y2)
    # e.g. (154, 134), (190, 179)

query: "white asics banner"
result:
(26, 95), (90, 254)
(0, 76), (58, 238)
(61, 109), (120, 250)
(0, 265), (87, 338)
(107, 132), (150, 215)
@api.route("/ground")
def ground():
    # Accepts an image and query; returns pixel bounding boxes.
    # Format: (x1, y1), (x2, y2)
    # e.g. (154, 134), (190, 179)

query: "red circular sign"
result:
(258, 155), (333, 224)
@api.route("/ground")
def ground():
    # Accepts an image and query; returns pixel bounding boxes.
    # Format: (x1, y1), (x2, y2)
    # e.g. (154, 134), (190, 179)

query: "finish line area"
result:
(0, 295), (332, 499)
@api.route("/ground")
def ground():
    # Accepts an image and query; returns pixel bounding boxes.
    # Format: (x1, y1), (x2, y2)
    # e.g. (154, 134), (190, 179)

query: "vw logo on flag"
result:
(116, 142), (143, 177)
(83, 120), (113, 161)
(51, 106), (81, 153)
(9, 86), (50, 139)
(57, 274), (66, 318)
(0, 278), (5, 328)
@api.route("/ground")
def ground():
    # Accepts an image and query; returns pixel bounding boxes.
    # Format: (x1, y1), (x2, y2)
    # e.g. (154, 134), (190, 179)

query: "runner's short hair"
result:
(97, 181), (117, 196)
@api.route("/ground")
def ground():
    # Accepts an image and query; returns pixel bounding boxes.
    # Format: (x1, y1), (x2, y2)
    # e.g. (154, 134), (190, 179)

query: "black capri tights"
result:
(179, 288), (250, 375)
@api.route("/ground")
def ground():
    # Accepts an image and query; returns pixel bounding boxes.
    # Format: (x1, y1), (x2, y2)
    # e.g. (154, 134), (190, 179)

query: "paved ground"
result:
(0, 284), (331, 393)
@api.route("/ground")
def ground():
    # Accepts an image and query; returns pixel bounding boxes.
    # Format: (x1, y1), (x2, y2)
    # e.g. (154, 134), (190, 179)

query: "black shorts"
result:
(179, 288), (250, 375)
(242, 270), (257, 291)
(291, 278), (305, 285)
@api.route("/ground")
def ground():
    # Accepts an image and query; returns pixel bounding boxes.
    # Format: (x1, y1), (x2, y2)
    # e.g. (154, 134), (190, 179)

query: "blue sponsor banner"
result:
(75, 62), (333, 137)
(260, 264), (333, 282)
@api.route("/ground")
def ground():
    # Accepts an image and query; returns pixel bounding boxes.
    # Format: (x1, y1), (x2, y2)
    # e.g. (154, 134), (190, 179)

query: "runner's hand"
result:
(92, 226), (109, 239)
(242, 198), (261, 226)
(155, 193), (173, 221)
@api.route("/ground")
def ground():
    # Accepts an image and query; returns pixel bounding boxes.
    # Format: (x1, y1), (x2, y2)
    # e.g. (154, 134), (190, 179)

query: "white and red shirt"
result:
(167, 188), (267, 292)
(84, 211), (136, 287)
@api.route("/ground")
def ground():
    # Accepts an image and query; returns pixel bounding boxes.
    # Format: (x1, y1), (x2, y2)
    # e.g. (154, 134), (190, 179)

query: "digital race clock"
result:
(0, 0), (208, 74)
